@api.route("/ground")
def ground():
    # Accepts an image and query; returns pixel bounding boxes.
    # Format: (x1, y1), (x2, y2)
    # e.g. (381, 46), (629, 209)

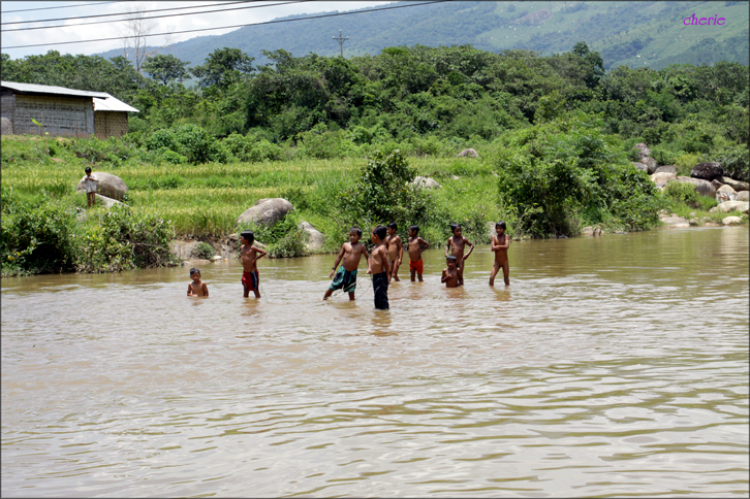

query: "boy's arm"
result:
(364, 245), (372, 274)
(202, 282), (209, 297)
(491, 235), (499, 251)
(464, 237), (474, 259)
(253, 245), (268, 260)
(383, 248), (391, 274)
(441, 269), (448, 283)
(329, 246), (346, 277)
(445, 239), (451, 257)
(420, 237), (430, 256)
(498, 235), (510, 249)
(187, 284), (193, 296)
(397, 237), (404, 263)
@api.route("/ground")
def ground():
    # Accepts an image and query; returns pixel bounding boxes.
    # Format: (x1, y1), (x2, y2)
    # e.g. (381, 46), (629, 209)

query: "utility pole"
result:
(332, 29), (349, 58)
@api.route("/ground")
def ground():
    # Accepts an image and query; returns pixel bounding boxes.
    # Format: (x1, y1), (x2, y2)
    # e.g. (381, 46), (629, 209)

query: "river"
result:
(2, 227), (748, 497)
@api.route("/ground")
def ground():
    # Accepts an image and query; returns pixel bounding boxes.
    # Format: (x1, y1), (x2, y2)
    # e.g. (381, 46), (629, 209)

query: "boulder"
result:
(76, 172), (128, 201)
(413, 176), (441, 189)
(650, 172), (676, 187)
(690, 162), (723, 182)
(298, 221), (325, 251)
(457, 148), (479, 158)
(633, 162), (648, 172)
(633, 143), (651, 159)
(641, 157), (658, 174)
(716, 184), (737, 203)
(659, 214), (689, 228)
(654, 165), (677, 174)
(675, 176), (716, 198)
(236, 198), (294, 227)
(709, 200), (749, 214)
(580, 226), (603, 236)
(722, 216), (742, 226)
(736, 191), (749, 202)
(94, 194), (123, 209)
(721, 177), (749, 192)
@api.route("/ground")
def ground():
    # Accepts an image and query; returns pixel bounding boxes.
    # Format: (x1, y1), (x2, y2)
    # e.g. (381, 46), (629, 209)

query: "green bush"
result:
(663, 181), (700, 208)
(267, 227), (309, 258)
(195, 242), (215, 260)
(159, 148), (188, 165)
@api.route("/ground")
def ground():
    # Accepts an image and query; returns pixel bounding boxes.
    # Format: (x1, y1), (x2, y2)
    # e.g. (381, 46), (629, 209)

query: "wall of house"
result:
(95, 111), (129, 139)
(1, 92), (16, 134)
(10, 94), (94, 137)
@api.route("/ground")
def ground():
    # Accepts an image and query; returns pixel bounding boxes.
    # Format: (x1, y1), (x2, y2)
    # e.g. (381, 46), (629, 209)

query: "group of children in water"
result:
(187, 222), (511, 310)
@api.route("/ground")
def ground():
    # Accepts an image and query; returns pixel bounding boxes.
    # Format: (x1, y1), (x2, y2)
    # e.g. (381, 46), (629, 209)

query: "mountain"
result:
(97, 1), (749, 71)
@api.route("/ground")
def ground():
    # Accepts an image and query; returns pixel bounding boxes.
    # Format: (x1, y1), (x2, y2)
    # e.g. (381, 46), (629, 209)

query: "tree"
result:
(142, 54), (191, 85)
(116, 7), (169, 73)
(191, 47), (255, 89)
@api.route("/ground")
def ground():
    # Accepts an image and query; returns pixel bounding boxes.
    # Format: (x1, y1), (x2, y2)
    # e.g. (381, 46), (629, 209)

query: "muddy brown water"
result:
(2, 227), (748, 497)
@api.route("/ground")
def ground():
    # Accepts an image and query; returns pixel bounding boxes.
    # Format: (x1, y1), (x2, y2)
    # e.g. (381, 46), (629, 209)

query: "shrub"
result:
(267, 227), (309, 258)
(663, 181), (700, 208)
(195, 242), (215, 260)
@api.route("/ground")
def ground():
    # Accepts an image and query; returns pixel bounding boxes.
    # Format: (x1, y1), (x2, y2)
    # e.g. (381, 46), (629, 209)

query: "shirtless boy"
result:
(445, 223), (474, 286)
(368, 225), (390, 310)
(187, 268), (209, 297)
(407, 225), (430, 282)
(240, 230), (267, 298)
(441, 255), (459, 288)
(324, 227), (370, 301)
(385, 222), (403, 282)
(490, 221), (511, 286)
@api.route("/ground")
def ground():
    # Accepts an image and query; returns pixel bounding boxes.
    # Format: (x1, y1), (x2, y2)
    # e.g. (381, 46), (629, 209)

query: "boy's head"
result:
(372, 225), (387, 243)
(349, 227), (363, 242)
(240, 230), (254, 246)
(189, 268), (201, 280)
(387, 222), (397, 235)
(85, 167), (92, 174)
(496, 221), (507, 234)
(450, 223), (462, 236)
(408, 225), (419, 236)
(446, 255), (457, 268)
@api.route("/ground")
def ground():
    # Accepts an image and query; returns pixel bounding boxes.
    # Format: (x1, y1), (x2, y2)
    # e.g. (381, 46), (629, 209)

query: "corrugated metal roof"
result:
(1, 80), (110, 98)
(93, 94), (139, 113)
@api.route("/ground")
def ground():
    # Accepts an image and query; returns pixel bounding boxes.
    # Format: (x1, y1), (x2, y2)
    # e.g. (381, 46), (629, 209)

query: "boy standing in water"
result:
(490, 221), (511, 286)
(368, 225), (390, 310)
(83, 167), (98, 209)
(385, 222), (403, 282)
(441, 255), (459, 288)
(407, 225), (430, 282)
(240, 230), (267, 298)
(445, 223), (474, 286)
(187, 268), (209, 297)
(324, 227), (370, 301)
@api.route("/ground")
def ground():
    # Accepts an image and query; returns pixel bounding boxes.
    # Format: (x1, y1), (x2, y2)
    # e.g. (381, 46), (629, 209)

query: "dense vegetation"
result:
(2, 41), (748, 275)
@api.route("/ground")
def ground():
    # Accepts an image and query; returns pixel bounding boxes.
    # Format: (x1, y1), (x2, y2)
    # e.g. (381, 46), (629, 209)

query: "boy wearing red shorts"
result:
(240, 230), (267, 298)
(407, 225), (430, 282)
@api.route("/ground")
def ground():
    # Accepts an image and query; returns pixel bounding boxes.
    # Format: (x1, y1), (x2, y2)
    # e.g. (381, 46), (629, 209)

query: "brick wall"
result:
(11, 94), (94, 137)
(95, 111), (129, 139)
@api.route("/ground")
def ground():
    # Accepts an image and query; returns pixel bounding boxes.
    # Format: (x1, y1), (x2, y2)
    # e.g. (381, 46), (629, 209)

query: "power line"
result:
(1, 0), (251, 26)
(2, 1), (309, 32)
(1, 1), (121, 14)
(3, 1), (448, 50)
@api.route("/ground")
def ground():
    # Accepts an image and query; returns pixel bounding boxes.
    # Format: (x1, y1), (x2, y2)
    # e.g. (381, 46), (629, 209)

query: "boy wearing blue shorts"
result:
(324, 227), (370, 301)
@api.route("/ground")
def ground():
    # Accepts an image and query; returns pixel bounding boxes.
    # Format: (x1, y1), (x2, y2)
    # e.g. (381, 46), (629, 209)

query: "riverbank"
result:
(2, 133), (747, 277)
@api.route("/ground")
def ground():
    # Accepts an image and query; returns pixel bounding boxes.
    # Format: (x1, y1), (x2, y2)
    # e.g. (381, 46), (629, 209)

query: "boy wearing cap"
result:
(240, 230), (267, 298)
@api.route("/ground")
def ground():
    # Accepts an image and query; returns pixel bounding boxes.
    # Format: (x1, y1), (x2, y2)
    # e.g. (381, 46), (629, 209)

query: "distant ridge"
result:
(96, 1), (749, 70)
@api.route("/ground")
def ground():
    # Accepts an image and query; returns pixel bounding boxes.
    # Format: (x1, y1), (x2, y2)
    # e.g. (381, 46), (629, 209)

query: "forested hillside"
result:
(95, 1), (749, 71)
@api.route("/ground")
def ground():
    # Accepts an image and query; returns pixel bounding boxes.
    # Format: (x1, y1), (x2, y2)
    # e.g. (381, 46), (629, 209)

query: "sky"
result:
(1, 1), (394, 59)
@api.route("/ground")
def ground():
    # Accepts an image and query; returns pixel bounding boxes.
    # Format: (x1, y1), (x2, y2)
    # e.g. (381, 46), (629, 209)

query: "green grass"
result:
(1, 136), (499, 246)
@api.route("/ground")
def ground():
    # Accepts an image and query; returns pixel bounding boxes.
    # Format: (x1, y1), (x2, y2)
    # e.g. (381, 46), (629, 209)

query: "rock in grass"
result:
(654, 165), (677, 174)
(716, 184), (737, 203)
(633, 162), (648, 172)
(709, 201), (749, 214)
(413, 176), (441, 189)
(650, 172), (676, 188)
(236, 198), (294, 226)
(298, 221), (325, 251)
(722, 216), (742, 226)
(675, 176), (716, 198)
(457, 148), (479, 158)
(691, 162), (723, 182)
(76, 172), (128, 201)
(641, 157), (658, 174)
(633, 143), (651, 159)
(721, 177), (749, 192)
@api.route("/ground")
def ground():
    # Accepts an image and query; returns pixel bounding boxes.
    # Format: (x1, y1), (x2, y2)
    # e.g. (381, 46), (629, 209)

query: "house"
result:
(1, 81), (139, 139)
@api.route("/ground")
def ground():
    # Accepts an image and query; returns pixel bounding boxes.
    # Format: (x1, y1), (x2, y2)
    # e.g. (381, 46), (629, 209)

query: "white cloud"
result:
(2, 1), (393, 58)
